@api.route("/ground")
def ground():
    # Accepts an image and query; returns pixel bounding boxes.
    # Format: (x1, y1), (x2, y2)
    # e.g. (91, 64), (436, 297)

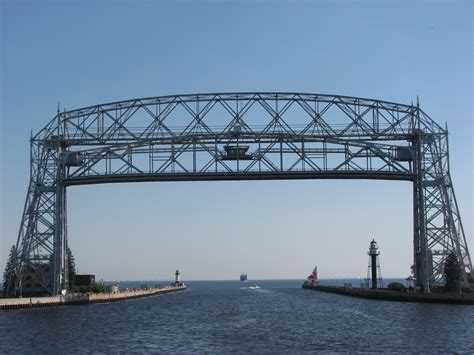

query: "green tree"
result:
(443, 252), (462, 292)
(2, 245), (17, 297)
(67, 247), (76, 290)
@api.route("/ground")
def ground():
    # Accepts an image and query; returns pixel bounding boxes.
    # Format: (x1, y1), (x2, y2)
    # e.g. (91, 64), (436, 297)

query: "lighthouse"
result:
(367, 239), (381, 290)
(175, 270), (180, 286)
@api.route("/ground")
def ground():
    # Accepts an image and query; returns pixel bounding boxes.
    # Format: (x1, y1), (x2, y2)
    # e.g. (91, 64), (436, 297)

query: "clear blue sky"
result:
(1, 0), (472, 281)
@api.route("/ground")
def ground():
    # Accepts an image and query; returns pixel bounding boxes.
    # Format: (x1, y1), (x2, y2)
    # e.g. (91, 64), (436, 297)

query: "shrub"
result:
(387, 282), (406, 292)
(73, 284), (111, 294)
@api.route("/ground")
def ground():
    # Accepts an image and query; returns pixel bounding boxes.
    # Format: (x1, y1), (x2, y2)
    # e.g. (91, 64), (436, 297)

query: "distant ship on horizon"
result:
(240, 273), (248, 282)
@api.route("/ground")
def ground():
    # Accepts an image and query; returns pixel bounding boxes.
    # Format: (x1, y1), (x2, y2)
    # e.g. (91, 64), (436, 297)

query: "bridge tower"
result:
(5, 93), (472, 296)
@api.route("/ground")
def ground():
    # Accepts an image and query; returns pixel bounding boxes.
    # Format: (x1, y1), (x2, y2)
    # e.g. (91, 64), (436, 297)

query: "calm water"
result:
(1, 279), (473, 353)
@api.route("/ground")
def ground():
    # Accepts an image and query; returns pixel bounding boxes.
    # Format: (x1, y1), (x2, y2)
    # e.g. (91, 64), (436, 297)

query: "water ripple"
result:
(1, 280), (473, 353)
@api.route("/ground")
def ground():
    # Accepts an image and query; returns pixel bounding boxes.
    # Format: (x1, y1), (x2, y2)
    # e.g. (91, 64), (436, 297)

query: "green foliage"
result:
(387, 282), (406, 292)
(444, 252), (462, 292)
(67, 247), (76, 290)
(72, 284), (112, 294)
(2, 245), (17, 297)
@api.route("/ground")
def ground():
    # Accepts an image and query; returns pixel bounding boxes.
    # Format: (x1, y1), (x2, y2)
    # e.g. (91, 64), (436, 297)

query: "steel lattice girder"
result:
(8, 92), (472, 296)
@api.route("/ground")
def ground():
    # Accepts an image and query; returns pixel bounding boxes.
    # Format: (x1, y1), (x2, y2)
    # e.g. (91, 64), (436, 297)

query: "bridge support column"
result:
(53, 147), (68, 295)
(413, 129), (430, 293)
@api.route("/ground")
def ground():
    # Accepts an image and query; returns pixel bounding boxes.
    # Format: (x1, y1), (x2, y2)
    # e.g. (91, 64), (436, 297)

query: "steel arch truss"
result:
(9, 93), (472, 295)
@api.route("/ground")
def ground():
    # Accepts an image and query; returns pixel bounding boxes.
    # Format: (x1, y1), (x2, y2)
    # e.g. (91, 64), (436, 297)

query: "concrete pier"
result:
(302, 284), (474, 305)
(0, 285), (187, 310)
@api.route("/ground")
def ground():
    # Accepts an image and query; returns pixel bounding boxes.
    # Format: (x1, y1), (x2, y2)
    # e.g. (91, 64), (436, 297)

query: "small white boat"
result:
(248, 284), (260, 289)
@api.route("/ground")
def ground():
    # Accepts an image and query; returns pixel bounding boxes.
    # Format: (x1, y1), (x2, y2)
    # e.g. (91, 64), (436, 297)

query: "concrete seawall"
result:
(302, 284), (474, 305)
(0, 285), (187, 310)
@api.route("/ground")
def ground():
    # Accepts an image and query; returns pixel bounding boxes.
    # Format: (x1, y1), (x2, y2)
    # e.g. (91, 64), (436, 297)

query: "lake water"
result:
(1, 279), (473, 352)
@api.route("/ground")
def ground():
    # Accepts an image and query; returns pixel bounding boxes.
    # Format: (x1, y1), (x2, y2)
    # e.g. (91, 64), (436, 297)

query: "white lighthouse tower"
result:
(367, 239), (383, 289)
(175, 269), (180, 286)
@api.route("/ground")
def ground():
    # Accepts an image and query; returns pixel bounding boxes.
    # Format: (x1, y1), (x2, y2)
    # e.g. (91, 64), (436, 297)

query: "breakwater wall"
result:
(302, 284), (474, 305)
(0, 285), (187, 310)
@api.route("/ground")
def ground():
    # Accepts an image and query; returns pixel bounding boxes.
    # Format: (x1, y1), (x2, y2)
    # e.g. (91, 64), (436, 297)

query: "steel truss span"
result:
(8, 92), (472, 296)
